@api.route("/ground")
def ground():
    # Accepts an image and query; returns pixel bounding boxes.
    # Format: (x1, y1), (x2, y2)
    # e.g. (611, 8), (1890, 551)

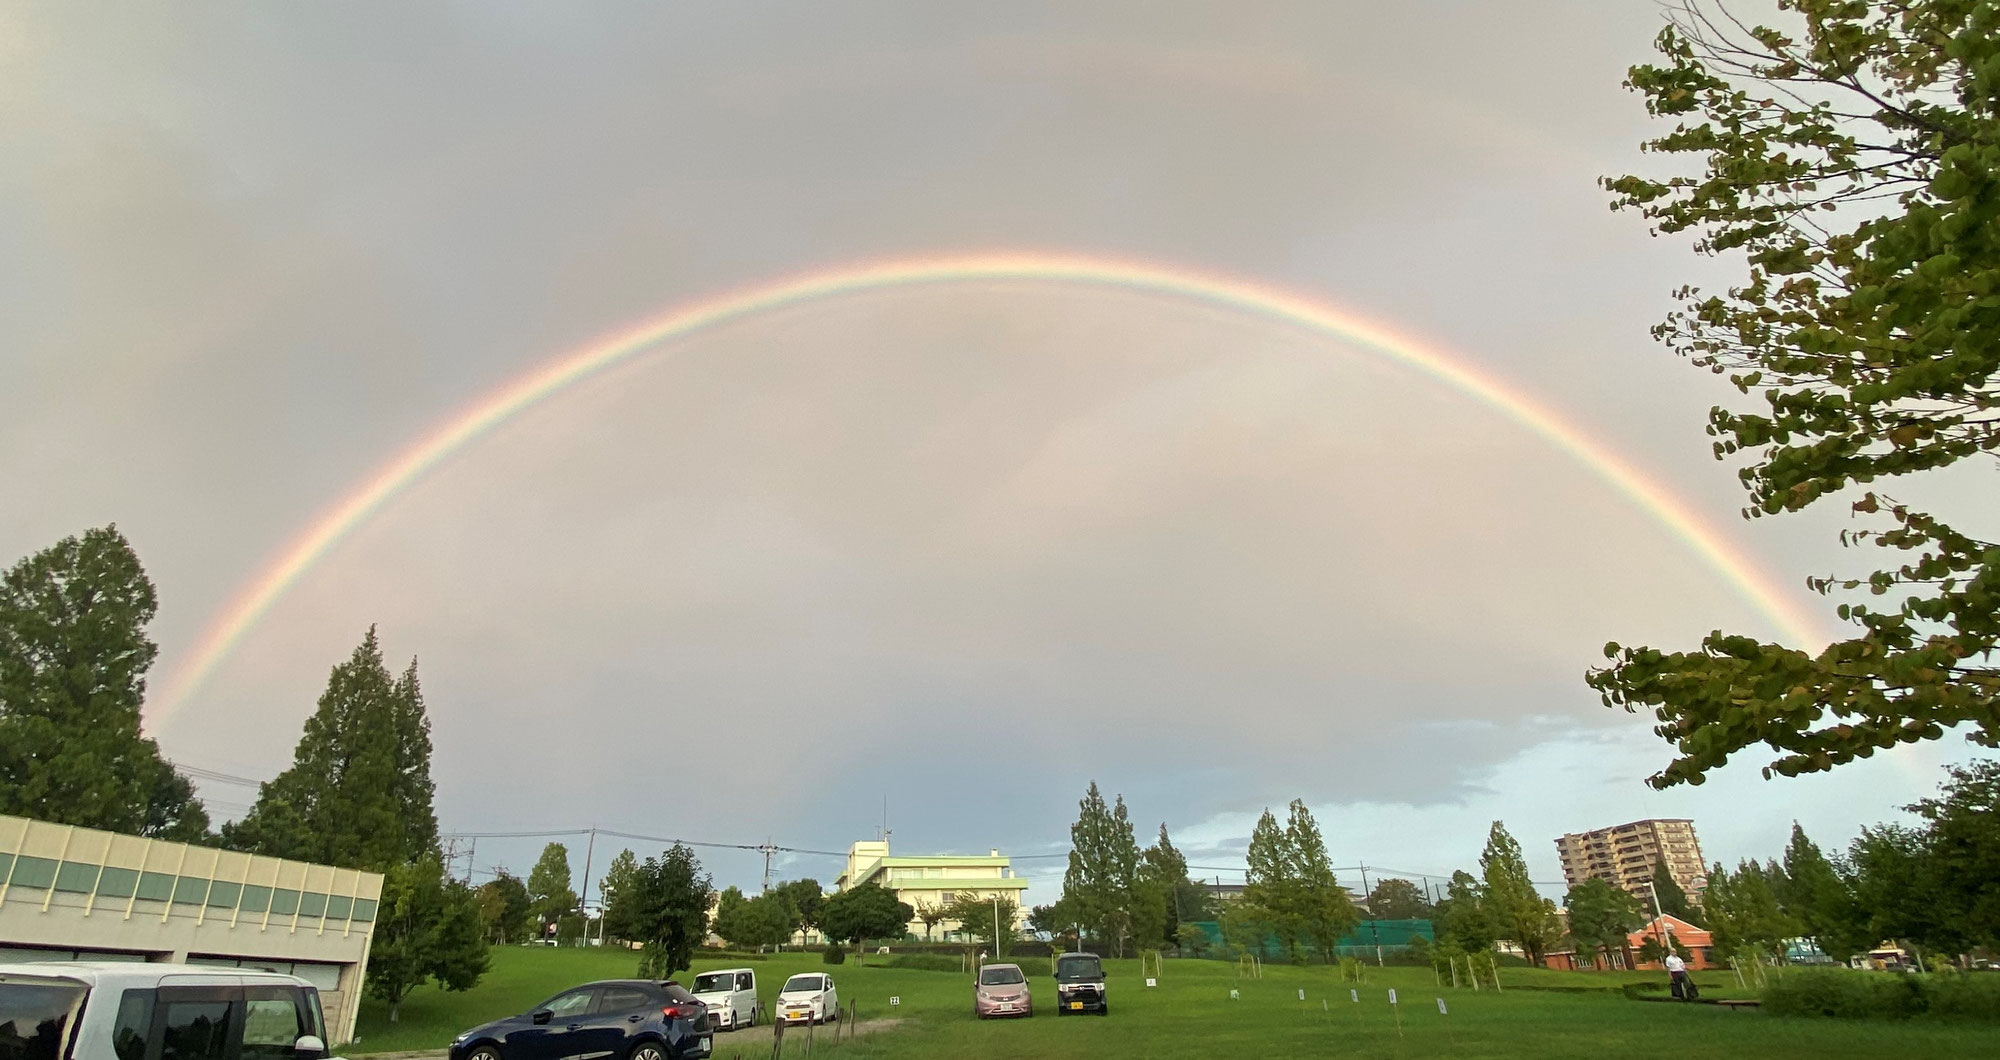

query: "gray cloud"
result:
(5, 1), (1960, 898)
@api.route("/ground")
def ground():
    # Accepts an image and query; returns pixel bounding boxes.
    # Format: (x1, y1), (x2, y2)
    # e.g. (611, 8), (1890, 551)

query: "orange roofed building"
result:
(1628, 914), (1714, 970)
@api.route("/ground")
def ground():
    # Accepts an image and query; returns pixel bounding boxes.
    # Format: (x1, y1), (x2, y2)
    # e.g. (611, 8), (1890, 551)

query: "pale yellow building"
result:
(1554, 818), (1706, 903)
(834, 841), (1029, 942)
(0, 813), (383, 1044)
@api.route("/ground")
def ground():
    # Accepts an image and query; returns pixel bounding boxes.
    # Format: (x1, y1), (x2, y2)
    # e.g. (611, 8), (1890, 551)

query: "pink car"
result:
(974, 963), (1032, 1019)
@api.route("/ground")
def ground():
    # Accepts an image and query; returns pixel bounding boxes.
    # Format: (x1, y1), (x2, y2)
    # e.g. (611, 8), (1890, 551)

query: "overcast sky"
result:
(4, 1), (1988, 903)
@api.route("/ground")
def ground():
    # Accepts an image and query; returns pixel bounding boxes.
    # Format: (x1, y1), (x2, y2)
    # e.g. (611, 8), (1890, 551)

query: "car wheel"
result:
(467, 1047), (501, 1060)
(628, 1043), (666, 1060)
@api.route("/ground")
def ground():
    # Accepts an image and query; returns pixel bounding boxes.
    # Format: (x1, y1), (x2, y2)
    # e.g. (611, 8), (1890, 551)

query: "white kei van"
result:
(0, 961), (333, 1060)
(686, 968), (759, 1031)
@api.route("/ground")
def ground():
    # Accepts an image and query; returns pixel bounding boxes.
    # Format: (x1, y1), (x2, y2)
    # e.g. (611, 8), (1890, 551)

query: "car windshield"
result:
(1056, 956), (1103, 980)
(782, 976), (823, 993)
(691, 974), (733, 994)
(978, 967), (1025, 986)
(0, 979), (87, 1060)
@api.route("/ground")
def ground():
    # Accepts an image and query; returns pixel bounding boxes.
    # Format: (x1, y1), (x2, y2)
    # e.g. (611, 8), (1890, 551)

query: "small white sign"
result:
(1350, 989), (1358, 1003)
(1388, 989), (1398, 1005)
(1297, 989), (1306, 1001)
(1145, 977), (1157, 988)
(1436, 997), (1448, 1015)
(1229, 989), (1240, 1000)
(889, 996), (900, 1007)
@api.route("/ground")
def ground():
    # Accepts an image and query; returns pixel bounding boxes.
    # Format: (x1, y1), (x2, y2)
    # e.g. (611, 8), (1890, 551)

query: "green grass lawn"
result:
(353, 947), (1995, 1059)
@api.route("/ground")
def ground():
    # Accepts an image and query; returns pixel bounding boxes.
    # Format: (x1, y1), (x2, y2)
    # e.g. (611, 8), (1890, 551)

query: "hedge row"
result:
(1761, 968), (2000, 1020)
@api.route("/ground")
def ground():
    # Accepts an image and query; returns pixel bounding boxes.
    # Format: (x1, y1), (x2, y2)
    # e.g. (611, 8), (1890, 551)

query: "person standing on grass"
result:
(1663, 951), (1690, 999)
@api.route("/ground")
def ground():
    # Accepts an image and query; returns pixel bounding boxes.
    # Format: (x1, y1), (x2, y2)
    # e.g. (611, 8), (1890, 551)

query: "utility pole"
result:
(578, 827), (597, 919)
(1358, 864), (1384, 965)
(760, 841), (778, 894)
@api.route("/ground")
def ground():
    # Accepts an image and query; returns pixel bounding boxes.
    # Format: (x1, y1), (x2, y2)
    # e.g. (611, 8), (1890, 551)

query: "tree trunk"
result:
(389, 998), (402, 1023)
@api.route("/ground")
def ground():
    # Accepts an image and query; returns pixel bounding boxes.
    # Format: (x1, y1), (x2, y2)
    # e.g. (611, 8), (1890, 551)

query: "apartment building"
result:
(1554, 818), (1705, 902)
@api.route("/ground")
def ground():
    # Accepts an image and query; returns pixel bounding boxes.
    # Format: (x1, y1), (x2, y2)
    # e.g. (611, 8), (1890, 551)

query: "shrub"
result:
(1922, 973), (2000, 1020)
(1762, 968), (1927, 1020)
(822, 944), (846, 965)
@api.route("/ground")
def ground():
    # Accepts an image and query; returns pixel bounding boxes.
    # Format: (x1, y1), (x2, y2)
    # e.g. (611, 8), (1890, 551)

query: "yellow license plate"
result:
(1069, 1001), (1083, 1010)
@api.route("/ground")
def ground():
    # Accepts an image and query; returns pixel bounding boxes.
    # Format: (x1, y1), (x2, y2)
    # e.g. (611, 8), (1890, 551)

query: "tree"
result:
(774, 879), (824, 947)
(223, 628), (438, 871)
(916, 901), (952, 942)
(1778, 823), (1870, 960)
(1367, 878), (1433, 921)
(1144, 820), (1216, 936)
(1480, 823), (1561, 965)
(1284, 800), (1360, 962)
(597, 850), (640, 941)
(710, 886), (752, 948)
(1564, 877), (1646, 970)
(1589, 0), (2000, 788)
(942, 894), (1020, 953)
(1849, 759), (2000, 958)
(526, 842), (576, 938)
(1434, 870), (1494, 953)
(1241, 808), (1302, 960)
(628, 844), (712, 978)
(817, 882), (913, 961)
(367, 856), (489, 1022)
(0, 526), (208, 839)
(1648, 861), (1700, 926)
(475, 872), (534, 944)
(1059, 782), (1142, 955)
(1704, 859), (1797, 960)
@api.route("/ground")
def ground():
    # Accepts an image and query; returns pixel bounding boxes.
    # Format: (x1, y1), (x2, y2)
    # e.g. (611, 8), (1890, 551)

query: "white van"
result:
(687, 968), (760, 1031)
(0, 961), (332, 1060)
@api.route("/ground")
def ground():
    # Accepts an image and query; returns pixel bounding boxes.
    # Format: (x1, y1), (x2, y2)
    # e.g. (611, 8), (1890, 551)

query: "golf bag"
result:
(1670, 974), (1698, 1001)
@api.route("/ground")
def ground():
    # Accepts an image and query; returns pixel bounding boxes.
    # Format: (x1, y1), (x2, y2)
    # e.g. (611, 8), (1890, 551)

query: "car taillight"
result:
(662, 1005), (687, 1019)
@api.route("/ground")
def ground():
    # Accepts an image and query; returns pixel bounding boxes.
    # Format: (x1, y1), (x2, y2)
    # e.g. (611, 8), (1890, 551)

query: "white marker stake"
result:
(1389, 988), (1402, 1038)
(1229, 988), (1240, 1000)
(1146, 978), (1157, 988)
(1436, 997), (1447, 1015)
(1349, 989), (1359, 1004)
(1438, 995), (1458, 1046)
(1298, 989), (1306, 1002)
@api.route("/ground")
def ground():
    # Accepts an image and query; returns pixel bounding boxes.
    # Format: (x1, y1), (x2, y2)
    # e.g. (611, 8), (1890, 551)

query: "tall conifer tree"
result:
(1285, 800), (1359, 961)
(224, 628), (438, 871)
(1479, 821), (1561, 965)
(0, 527), (207, 838)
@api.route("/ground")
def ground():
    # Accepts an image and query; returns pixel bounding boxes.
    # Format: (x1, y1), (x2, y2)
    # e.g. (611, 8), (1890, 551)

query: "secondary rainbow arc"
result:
(151, 251), (1824, 723)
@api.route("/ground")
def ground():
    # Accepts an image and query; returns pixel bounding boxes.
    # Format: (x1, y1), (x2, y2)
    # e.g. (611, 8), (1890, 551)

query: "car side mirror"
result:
(293, 1035), (327, 1059)
(532, 1010), (554, 1025)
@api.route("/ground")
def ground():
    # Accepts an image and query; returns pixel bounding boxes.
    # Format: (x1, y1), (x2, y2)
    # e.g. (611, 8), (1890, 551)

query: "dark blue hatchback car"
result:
(449, 980), (712, 1060)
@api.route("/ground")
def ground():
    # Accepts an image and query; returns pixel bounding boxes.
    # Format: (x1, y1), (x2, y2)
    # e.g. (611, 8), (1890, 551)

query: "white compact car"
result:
(774, 973), (838, 1025)
(0, 961), (332, 1060)
(688, 968), (761, 1031)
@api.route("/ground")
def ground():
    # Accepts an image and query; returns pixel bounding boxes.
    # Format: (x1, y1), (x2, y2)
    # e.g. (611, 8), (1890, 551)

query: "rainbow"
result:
(149, 251), (1824, 723)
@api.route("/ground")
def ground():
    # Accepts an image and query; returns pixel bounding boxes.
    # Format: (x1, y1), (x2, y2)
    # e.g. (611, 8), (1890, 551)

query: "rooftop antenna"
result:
(881, 795), (891, 850)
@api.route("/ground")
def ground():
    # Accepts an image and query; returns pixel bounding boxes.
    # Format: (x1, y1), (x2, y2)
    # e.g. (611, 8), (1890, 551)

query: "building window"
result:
(137, 872), (175, 902)
(206, 882), (241, 910)
(94, 866), (139, 899)
(55, 861), (99, 893)
(326, 895), (352, 920)
(298, 892), (327, 918)
(173, 876), (211, 907)
(6, 855), (56, 890)
(270, 889), (300, 916)
(240, 885), (272, 914)
(351, 898), (377, 922)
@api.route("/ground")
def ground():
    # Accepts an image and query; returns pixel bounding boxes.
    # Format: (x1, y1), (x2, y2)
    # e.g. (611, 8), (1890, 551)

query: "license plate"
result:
(1069, 1001), (1083, 1010)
